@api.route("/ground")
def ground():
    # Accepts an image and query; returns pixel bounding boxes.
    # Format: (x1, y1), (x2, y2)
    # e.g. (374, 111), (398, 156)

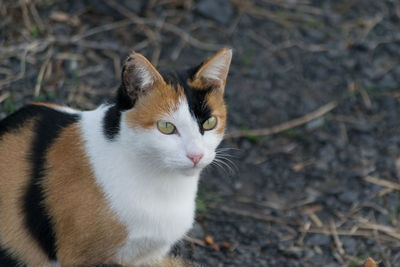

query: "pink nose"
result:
(187, 153), (204, 166)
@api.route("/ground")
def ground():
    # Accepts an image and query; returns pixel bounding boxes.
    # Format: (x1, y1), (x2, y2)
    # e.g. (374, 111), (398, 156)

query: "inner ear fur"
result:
(190, 48), (232, 92)
(120, 51), (165, 106)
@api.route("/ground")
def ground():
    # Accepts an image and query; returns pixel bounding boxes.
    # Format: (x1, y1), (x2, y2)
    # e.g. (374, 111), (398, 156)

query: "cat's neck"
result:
(79, 105), (200, 198)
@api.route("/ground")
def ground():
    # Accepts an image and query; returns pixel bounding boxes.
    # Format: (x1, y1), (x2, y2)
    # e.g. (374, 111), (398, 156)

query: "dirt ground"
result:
(1, 0), (400, 266)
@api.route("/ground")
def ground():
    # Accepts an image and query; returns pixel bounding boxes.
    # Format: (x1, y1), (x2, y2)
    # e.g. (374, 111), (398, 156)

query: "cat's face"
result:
(120, 49), (231, 175)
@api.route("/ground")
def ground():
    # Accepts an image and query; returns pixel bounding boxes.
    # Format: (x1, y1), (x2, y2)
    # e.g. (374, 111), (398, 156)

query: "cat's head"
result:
(116, 48), (232, 176)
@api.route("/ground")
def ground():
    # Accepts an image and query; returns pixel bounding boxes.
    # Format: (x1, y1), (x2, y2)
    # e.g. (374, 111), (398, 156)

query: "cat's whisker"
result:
(215, 152), (238, 165)
(212, 157), (237, 175)
(216, 154), (238, 172)
(216, 147), (239, 154)
(215, 152), (237, 160)
(217, 156), (237, 168)
(216, 147), (239, 151)
(209, 160), (224, 172)
(215, 148), (239, 158)
(210, 160), (233, 175)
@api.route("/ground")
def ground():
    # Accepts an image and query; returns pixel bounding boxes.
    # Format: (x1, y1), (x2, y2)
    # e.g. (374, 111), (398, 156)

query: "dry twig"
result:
(330, 219), (345, 255)
(106, 0), (222, 51)
(184, 236), (206, 247)
(364, 176), (400, 191)
(34, 47), (53, 97)
(225, 101), (337, 139)
(214, 206), (287, 225)
(0, 92), (10, 104)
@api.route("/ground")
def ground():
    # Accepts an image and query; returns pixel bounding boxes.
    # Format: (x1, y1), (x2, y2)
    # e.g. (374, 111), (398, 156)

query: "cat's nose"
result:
(187, 153), (204, 166)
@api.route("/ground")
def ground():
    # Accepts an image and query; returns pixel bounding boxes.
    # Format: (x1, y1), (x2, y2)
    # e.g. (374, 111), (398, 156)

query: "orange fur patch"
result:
(0, 119), (52, 266)
(43, 124), (127, 266)
(125, 83), (184, 130)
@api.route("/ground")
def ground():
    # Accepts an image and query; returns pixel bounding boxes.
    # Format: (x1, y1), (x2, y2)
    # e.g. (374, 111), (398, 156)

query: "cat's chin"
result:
(179, 166), (202, 177)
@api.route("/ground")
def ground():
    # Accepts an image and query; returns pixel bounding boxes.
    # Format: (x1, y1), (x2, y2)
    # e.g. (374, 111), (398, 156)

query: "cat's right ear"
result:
(119, 52), (164, 107)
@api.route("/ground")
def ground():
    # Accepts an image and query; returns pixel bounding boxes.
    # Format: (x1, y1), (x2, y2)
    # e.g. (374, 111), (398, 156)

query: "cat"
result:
(0, 48), (232, 266)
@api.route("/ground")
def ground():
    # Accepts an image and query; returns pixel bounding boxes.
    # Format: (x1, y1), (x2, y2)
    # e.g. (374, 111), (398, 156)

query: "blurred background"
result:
(1, 0), (400, 266)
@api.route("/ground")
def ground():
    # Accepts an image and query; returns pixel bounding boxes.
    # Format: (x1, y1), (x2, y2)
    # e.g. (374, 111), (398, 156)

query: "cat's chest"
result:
(109, 175), (197, 263)
(118, 186), (196, 239)
(95, 165), (198, 263)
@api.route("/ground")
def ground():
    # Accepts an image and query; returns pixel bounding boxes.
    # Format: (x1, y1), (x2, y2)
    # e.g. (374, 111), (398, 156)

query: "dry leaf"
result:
(204, 235), (214, 245)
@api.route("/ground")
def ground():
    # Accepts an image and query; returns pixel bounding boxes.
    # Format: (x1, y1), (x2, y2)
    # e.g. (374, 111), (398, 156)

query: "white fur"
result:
(58, 107), (79, 114)
(79, 98), (223, 265)
(50, 105), (79, 114)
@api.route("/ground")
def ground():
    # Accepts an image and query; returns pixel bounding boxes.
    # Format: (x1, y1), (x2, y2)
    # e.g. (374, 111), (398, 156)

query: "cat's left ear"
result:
(119, 51), (165, 107)
(191, 48), (232, 93)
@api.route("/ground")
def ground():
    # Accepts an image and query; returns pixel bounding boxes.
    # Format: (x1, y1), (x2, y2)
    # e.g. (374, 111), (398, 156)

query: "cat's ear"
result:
(120, 51), (164, 104)
(191, 48), (232, 93)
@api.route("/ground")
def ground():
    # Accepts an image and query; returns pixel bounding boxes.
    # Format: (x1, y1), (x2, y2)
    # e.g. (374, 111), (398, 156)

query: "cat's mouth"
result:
(176, 162), (206, 175)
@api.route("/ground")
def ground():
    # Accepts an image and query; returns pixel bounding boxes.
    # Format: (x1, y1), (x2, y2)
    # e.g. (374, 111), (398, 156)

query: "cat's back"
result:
(0, 103), (81, 185)
(0, 103), (80, 172)
(0, 103), (80, 145)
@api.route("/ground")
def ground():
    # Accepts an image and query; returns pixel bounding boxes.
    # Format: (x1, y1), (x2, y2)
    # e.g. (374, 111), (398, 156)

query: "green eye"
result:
(202, 116), (217, 131)
(157, 121), (176, 134)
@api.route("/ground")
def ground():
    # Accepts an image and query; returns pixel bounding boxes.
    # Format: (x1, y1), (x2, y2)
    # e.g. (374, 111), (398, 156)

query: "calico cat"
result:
(0, 48), (232, 266)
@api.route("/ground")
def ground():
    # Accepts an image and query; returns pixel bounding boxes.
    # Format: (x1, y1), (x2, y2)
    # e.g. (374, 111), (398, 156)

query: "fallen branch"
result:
(364, 176), (400, 191)
(225, 101), (337, 139)
(358, 221), (400, 240)
(34, 47), (53, 97)
(330, 220), (345, 255)
(299, 227), (399, 243)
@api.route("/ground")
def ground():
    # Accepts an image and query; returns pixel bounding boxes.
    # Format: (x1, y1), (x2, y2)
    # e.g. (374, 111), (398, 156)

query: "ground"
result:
(1, 0), (400, 266)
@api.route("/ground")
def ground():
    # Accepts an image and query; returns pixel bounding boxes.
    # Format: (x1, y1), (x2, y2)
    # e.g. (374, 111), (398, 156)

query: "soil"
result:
(1, 0), (400, 266)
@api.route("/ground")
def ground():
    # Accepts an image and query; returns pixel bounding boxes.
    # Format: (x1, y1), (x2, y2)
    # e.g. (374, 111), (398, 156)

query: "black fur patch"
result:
(103, 105), (122, 140)
(0, 105), (44, 139)
(116, 83), (134, 111)
(22, 105), (80, 260)
(109, 67), (137, 140)
(0, 246), (24, 267)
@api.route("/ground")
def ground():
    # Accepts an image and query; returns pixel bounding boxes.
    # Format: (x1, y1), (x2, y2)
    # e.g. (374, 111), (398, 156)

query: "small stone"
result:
(196, 0), (233, 24)
(306, 117), (325, 131)
(305, 234), (331, 246)
(234, 181), (242, 189)
(338, 191), (359, 204)
(342, 237), (357, 254)
(220, 242), (230, 250)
